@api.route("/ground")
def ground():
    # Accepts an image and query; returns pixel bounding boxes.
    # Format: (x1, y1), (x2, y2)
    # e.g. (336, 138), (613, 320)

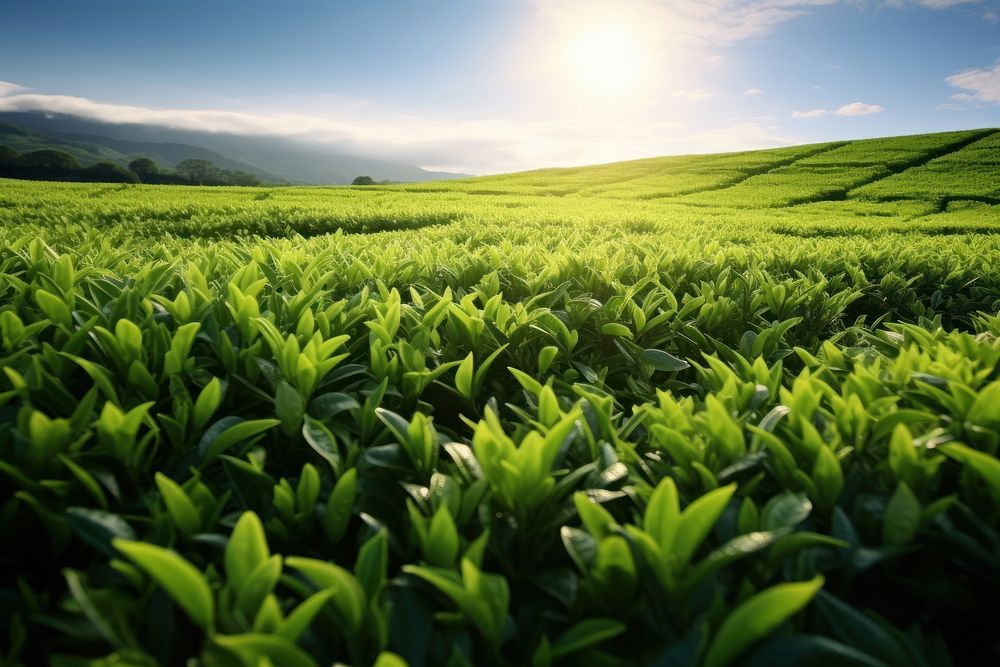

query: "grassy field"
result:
(2, 129), (1000, 666)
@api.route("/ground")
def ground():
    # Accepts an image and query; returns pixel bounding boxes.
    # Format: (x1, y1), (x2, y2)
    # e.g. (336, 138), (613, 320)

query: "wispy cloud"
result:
(791, 101), (883, 118)
(791, 109), (829, 118)
(744, 88), (765, 96)
(534, 0), (987, 48)
(0, 81), (27, 97)
(909, 0), (979, 7)
(673, 89), (713, 101)
(944, 62), (1000, 106)
(834, 102), (883, 115)
(533, 0), (842, 47)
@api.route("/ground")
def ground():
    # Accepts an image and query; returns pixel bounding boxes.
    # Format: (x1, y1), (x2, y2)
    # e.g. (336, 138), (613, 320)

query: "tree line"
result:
(351, 175), (399, 185)
(0, 147), (261, 186)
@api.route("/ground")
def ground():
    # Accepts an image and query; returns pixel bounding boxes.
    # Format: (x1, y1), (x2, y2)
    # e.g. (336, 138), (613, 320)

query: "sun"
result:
(565, 25), (647, 93)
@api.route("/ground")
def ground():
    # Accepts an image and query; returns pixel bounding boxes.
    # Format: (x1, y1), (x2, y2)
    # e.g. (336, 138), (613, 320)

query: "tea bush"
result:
(1, 129), (1000, 666)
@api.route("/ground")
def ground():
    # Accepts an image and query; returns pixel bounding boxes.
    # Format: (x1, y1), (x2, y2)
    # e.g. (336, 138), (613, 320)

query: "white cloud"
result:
(0, 81), (26, 97)
(945, 62), (1000, 104)
(534, 0), (993, 50)
(673, 88), (713, 101)
(791, 101), (883, 118)
(910, 0), (1000, 22)
(0, 88), (802, 173)
(745, 88), (765, 95)
(533, 0), (842, 47)
(835, 101), (884, 115)
(910, 0), (978, 7)
(676, 122), (796, 152)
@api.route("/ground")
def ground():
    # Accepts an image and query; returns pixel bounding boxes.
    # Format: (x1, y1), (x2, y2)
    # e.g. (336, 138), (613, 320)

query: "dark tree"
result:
(0, 145), (19, 179)
(128, 157), (160, 179)
(352, 175), (376, 185)
(80, 161), (139, 184)
(16, 149), (82, 180)
(224, 170), (261, 186)
(0, 145), (17, 165)
(1, 149), (266, 186)
(19, 149), (81, 170)
(176, 158), (223, 185)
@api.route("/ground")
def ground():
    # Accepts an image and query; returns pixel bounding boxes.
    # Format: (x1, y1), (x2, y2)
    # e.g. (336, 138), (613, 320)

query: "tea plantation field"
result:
(2, 129), (1000, 666)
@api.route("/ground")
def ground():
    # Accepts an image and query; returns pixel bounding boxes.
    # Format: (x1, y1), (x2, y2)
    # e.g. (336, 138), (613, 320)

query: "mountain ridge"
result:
(0, 111), (467, 184)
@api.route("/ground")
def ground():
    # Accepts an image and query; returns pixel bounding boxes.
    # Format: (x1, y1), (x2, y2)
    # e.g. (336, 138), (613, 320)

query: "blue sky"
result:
(1, 0), (999, 172)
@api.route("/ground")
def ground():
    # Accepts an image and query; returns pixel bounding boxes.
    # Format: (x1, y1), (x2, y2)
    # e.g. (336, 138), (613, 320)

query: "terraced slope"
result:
(1, 129), (1000, 667)
(852, 130), (1000, 204)
(674, 130), (993, 207)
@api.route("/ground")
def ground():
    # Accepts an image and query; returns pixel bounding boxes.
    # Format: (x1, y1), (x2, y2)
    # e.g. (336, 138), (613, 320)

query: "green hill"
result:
(0, 122), (121, 165)
(0, 122), (286, 182)
(403, 128), (999, 206)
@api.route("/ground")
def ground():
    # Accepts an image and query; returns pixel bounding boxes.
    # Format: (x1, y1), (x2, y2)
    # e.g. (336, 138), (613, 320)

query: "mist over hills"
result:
(0, 111), (466, 184)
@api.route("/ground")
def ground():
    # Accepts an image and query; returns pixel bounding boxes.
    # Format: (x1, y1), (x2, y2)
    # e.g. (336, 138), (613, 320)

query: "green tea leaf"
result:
(644, 477), (680, 553)
(761, 492), (812, 531)
(35, 288), (72, 328)
(275, 380), (304, 436)
(641, 348), (690, 372)
(113, 539), (215, 630)
(199, 417), (280, 462)
(285, 557), (367, 633)
(236, 554), (282, 617)
(355, 529), (389, 598)
(882, 482), (921, 546)
(425, 505), (460, 567)
(226, 511), (270, 590)
(455, 352), (474, 399)
(574, 492), (616, 540)
(154, 473), (201, 537)
(373, 652), (410, 667)
(66, 507), (136, 556)
(673, 483), (736, 568)
(811, 447), (844, 510)
(213, 633), (318, 667)
(277, 588), (335, 642)
(704, 576), (825, 667)
(302, 415), (341, 471)
(550, 617), (626, 658)
(942, 443), (1000, 498)
(193, 377), (224, 431)
(600, 323), (633, 338)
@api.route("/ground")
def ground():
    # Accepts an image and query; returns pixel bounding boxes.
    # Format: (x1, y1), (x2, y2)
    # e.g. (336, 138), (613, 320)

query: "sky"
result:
(1, 0), (999, 173)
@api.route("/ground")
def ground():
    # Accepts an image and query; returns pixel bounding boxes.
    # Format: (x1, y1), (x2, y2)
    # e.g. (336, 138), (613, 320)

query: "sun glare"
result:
(566, 26), (646, 93)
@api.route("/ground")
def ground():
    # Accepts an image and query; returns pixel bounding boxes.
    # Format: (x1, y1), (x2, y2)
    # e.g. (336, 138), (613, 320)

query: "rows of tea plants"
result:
(2, 128), (1000, 666)
(852, 130), (1000, 204)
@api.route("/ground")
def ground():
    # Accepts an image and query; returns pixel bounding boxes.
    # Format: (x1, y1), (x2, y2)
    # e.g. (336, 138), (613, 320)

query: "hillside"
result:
(2, 129), (1000, 666)
(0, 122), (286, 182)
(0, 111), (467, 184)
(401, 128), (1000, 208)
(0, 122), (121, 165)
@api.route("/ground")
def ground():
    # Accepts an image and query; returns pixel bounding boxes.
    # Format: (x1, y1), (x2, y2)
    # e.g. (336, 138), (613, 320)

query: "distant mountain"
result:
(0, 122), (285, 182)
(0, 111), (465, 184)
(0, 123), (122, 166)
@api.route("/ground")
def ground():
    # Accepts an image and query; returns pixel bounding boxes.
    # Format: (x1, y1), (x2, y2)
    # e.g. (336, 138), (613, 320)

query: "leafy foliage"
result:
(2, 129), (1000, 666)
